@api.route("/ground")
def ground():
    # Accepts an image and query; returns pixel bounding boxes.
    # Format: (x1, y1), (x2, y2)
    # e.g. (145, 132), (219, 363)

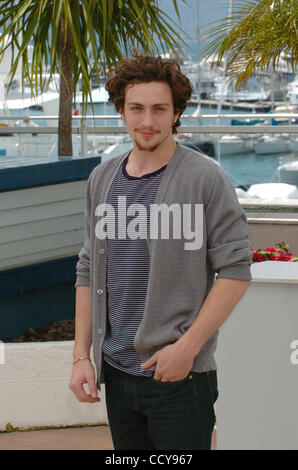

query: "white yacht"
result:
(253, 135), (292, 155)
(236, 182), (298, 200)
(278, 160), (298, 186)
(291, 137), (298, 153)
(211, 74), (271, 102)
(271, 104), (298, 125)
(214, 134), (254, 157)
(180, 56), (225, 99)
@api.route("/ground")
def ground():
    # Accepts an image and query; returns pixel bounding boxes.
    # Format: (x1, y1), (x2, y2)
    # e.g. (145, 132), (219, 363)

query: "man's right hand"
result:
(69, 360), (100, 403)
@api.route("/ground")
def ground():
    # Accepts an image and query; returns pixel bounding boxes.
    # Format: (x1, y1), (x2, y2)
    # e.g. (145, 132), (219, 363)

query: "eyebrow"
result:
(126, 102), (170, 107)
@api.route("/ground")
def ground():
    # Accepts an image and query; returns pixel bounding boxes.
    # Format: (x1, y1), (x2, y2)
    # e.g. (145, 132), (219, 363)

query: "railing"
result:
(0, 113), (298, 157)
(1, 113), (298, 212)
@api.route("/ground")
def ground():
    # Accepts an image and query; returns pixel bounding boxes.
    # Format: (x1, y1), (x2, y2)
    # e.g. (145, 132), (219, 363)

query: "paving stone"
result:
(0, 425), (216, 450)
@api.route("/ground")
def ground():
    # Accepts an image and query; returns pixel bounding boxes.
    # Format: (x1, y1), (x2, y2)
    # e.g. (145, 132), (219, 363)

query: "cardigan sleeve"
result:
(74, 172), (93, 287)
(205, 166), (252, 280)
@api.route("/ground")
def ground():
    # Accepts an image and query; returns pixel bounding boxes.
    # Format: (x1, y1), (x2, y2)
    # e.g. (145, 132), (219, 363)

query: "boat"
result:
(231, 118), (266, 126)
(74, 86), (109, 105)
(101, 138), (216, 161)
(253, 135), (292, 155)
(0, 89), (60, 112)
(211, 74), (271, 102)
(0, 78), (62, 156)
(0, 83), (122, 157)
(271, 104), (298, 125)
(278, 160), (298, 186)
(101, 136), (133, 161)
(180, 56), (225, 100)
(214, 134), (254, 156)
(235, 187), (252, 199)
(238, 182), (298, 200)
(291, 137), (298, 153)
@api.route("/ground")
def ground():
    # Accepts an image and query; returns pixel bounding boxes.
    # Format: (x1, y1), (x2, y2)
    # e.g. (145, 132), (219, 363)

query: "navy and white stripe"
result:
(103, 155), (167, 376)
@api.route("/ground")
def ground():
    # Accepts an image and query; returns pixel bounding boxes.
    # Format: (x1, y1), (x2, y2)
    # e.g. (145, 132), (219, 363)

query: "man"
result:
(14, 117), (38, 127)
(14, 117), (39, 136)
(69, 55), (252, 450)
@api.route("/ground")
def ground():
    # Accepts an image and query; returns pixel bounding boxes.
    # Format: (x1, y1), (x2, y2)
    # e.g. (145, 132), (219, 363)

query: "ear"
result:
(174, 111), (180, 124)
(119, 107), (125, 121)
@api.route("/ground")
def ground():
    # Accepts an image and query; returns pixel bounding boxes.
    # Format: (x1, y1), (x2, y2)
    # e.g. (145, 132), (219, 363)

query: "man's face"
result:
(120, 81), (179, 152)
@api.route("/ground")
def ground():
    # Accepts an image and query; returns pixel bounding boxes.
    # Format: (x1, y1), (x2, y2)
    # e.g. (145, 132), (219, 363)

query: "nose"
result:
(141, 109), (154, 127)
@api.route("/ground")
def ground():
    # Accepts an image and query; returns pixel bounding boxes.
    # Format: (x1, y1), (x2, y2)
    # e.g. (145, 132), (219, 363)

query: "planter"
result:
(215, 261), (298, 449)
(0, 341), (108, 431)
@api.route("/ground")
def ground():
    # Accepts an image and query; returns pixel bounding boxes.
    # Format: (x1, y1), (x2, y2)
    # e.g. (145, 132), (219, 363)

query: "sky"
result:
(159, 0), (231, 34)
(0, 0), (233, 68)
(158, 0), (232, 59)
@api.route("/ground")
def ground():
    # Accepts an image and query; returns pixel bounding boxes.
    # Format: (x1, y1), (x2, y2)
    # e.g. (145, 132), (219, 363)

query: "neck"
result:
(127, 137), (178, 177)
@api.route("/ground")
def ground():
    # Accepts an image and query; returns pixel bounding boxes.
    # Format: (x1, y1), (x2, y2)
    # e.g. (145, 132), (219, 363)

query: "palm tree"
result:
(203, 0), (298, 88)
(0, 0), (186, 156)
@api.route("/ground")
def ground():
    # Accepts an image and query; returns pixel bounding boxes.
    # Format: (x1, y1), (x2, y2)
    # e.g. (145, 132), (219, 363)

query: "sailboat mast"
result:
(196, 0), (201, 126)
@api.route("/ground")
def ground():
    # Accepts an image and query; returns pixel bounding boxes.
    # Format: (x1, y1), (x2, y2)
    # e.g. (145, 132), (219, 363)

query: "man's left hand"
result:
(140, 342), (194, 382)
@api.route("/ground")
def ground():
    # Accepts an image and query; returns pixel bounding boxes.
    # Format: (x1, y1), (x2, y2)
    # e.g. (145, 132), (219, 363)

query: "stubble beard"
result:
(133, 130), (172, 153)
(134, 139), (160, 152)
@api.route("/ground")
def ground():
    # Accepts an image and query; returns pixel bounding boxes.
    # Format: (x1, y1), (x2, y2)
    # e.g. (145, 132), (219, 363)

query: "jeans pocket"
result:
(206, 370), (219, 404)
(150, 372), (193, 386)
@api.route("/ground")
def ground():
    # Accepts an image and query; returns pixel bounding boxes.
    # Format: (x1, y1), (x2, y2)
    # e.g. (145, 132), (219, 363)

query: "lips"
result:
(137, 130), (158, 138)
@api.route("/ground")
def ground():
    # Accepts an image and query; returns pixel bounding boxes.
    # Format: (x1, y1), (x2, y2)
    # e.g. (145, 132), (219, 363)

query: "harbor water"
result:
(0, 101), (297, 188)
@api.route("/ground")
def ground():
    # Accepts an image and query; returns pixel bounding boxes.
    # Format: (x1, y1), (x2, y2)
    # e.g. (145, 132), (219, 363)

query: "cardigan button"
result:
(98, 328), (104, 335)
(99, 248), (105, 254)
(97, 289), (104, 294)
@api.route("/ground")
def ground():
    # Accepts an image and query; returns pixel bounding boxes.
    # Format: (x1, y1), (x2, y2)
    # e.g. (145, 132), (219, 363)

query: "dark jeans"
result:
(103, 360), (218, 450)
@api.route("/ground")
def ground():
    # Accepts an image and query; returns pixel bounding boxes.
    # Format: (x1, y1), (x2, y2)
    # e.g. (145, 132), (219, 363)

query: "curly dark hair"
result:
(105, 54), (193, 135)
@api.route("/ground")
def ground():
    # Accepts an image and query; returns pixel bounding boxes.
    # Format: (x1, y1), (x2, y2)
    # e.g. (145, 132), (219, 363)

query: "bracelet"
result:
(73, 357), (91, 366)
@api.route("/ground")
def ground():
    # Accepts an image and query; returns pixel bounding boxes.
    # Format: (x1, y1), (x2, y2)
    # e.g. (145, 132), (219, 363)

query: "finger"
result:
(76, 383), (93, 402)
(87, 378), (100, 400)
(141, 354), (158, 370)
(154, 375), (163, 381)
(72, 382), (98, 403)
(153, 367), (164, 381)
(80, 382), (101, 402)
(87, 394), (101, 402)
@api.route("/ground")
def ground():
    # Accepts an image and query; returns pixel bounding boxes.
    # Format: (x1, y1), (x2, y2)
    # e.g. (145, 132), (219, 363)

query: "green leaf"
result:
(202, 0), (298, 87)
(0, 0), (187, 155)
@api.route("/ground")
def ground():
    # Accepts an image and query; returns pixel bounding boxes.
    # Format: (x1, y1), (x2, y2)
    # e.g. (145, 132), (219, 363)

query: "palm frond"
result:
(202, 0), (298, 86)
(0, 0), (188, 109)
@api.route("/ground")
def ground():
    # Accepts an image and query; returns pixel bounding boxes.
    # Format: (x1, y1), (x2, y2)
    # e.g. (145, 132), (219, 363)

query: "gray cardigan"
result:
(75, 144), (252, 387)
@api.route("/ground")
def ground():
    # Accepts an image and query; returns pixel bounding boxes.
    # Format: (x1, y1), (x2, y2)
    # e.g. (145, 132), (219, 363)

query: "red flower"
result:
(252, 244), (298, 263)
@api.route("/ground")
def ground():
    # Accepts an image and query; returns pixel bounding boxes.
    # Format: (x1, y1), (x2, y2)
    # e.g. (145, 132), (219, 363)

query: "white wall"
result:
(2, 261), (298, 447)
(0, 341), (108, 431)
(0, 180), (85, 271)
(216, 261), (298, 450)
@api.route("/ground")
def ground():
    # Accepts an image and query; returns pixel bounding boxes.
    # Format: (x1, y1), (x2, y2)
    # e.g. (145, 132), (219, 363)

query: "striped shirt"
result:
(103, 154), (167, 376)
